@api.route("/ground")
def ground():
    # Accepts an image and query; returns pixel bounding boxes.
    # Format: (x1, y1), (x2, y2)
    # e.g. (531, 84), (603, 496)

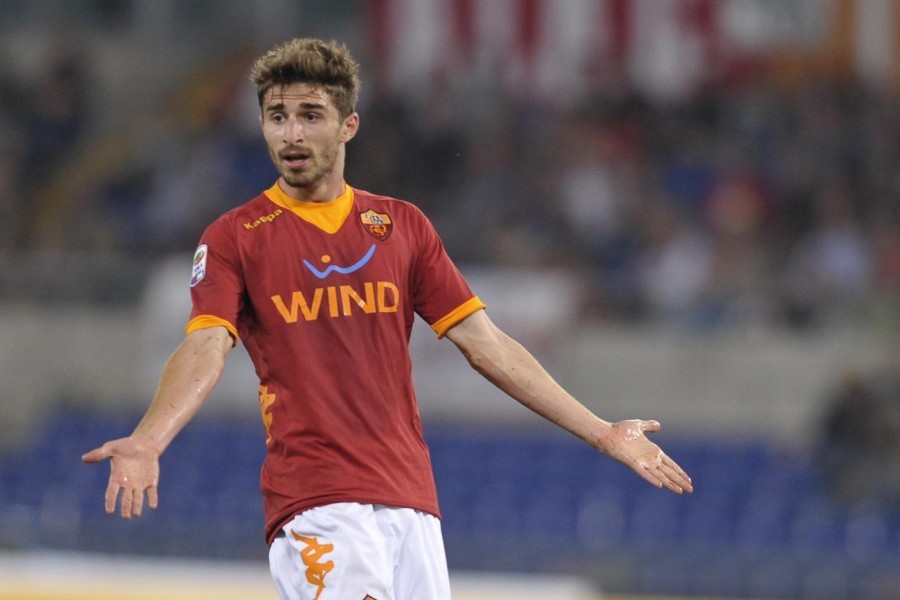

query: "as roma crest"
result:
(359, 209), (393, 240)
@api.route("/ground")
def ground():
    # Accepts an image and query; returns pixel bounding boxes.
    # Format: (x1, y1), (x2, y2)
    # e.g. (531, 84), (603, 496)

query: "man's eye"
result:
(270, 114), (285, 122)
(305, 113), (320, 122)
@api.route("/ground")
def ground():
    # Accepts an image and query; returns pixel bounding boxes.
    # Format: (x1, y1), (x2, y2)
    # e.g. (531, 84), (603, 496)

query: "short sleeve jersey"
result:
(186, 182), (485, 544)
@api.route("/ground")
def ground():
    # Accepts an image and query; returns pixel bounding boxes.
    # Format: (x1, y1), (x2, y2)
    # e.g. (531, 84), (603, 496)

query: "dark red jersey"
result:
(186, 182), (485, 543)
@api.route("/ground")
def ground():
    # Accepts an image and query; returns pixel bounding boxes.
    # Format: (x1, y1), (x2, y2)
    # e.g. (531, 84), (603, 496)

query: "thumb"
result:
(642, 420), (661, 434)
(81, 444), (111, 463)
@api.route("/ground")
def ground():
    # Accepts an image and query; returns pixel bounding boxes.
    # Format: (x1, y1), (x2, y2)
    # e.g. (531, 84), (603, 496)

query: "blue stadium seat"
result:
(680, 486), (736, 544)
(575, 487), (627, 553)
(733, 489), (792, 550)
(627, 489), (684, 546)
(843, 510), (891, 566)
(5, 409), (900, 597)
(788, 496), (845, 560)
(468, 480), (522, 538)
(520, 482), (578, 538)
(799, 560), (855, 600)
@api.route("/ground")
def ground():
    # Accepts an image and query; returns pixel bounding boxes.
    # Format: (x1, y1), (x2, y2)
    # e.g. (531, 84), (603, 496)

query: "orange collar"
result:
(263, 182), (354, 234)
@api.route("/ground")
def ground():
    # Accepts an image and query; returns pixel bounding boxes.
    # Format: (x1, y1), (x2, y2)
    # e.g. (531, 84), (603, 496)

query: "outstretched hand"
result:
(598, 419), (693, 494)
(81, 437), (161, 519)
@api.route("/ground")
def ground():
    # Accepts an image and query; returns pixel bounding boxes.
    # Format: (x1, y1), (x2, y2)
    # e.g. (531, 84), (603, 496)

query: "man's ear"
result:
(341, 112), (360, 143)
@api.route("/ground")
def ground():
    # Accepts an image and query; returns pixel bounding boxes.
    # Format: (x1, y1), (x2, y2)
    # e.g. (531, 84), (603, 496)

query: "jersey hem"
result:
(266, 496), (442, 545)
(430, 296), (486, 338)
(185, 315), (238, 343)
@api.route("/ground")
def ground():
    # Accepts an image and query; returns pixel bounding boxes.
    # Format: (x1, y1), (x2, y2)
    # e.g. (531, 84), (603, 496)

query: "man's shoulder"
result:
(209, 191), (281, 230)
(352, 187), (425, 220)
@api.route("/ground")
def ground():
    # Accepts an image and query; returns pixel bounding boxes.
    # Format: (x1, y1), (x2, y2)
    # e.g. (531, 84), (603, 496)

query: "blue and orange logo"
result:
(360, 209), (392, 240)
(303, 244), (376, 280)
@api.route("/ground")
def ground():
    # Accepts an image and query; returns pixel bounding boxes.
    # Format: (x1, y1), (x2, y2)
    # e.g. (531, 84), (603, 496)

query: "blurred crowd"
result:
(0, 45), (91, 253)
(2, 43), (900, 333)
(820, 358), (900, 513)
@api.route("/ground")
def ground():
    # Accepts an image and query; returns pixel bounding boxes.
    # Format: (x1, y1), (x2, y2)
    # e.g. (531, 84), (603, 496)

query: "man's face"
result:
(259, 82), (358, 194)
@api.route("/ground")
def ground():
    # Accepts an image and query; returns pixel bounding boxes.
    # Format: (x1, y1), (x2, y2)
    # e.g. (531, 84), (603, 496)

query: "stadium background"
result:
(2, 0), (900, 598)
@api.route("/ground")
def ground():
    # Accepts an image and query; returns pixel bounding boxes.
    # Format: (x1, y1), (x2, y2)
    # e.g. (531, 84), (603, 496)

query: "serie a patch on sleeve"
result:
(191, 244), (208, 287)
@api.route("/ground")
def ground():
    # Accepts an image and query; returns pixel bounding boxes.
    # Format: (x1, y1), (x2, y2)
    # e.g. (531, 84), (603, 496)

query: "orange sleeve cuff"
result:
(431, 296), (487, 338)
(185, 315), (239, 344)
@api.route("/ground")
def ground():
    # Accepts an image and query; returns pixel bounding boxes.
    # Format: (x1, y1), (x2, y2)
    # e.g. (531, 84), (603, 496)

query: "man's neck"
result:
(277, 176), (346, 203)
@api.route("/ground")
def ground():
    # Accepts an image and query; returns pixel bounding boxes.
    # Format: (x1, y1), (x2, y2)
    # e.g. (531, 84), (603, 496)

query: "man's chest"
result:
(237, 216), (414, 325)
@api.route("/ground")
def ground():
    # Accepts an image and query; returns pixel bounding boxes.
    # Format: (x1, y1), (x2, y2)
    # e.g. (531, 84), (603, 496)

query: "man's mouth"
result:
(281, 149), (311, 169)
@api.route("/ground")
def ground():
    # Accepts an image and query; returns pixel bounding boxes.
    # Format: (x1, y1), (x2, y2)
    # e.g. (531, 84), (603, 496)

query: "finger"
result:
(82, 445), (110, 463)
(662, 455), (693, 492)
(638, 455), (682, 494)
(131, 487), (145, 518)
(632, 459), (664, 490)
(673, 472), (693, 493)
(147, 486), (159, 511)
(104, 479), (120, 515)
(641, 420), (661, 434)
(120, 483), (134, 519)
(656, 463), (686, 494)
(634, 452), (690, 494)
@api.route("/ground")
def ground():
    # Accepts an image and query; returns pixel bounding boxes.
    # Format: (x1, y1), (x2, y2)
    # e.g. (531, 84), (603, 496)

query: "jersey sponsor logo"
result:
(290, 531), (334, 600)
(303, 244), (376, 280)
(271, 281), (399, 323)
(243, 208), (284, 230)
(190, 244), (208, 287)
(360, 209), (392, 240)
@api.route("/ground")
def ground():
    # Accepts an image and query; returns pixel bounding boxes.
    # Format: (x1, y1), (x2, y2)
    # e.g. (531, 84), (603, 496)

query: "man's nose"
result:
(284, 118), (304, 143)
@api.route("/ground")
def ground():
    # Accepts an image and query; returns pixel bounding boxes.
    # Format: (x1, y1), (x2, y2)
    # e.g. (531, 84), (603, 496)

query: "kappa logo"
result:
(360, 209), (392, 240)
(291, 531), (335, 600)
(243, 208), (283, 230)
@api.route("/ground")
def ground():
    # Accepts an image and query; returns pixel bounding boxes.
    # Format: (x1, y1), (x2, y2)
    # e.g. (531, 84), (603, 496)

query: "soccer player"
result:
(83, 38), (692, 600)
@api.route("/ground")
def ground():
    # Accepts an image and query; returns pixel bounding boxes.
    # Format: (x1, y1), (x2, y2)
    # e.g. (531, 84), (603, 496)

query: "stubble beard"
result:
(273, 141), (340, 191)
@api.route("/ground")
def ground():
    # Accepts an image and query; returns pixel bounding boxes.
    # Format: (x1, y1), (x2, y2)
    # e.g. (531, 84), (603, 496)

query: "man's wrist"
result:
(129, 433), (164, 456)
(587, 418), (615, 453)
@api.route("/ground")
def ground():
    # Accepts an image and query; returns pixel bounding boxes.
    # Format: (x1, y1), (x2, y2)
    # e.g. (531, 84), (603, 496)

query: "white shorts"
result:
(268, 502), (451, 600)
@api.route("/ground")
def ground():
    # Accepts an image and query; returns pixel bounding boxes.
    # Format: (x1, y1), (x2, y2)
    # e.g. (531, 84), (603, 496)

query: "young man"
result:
(83, 38), (692, 600)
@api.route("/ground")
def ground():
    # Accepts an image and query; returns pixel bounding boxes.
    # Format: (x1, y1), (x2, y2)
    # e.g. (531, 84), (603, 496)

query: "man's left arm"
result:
(444, 309), (693, 494)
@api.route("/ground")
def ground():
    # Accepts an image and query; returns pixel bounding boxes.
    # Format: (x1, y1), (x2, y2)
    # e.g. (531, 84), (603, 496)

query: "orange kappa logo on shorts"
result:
(291, 530), (335, 600)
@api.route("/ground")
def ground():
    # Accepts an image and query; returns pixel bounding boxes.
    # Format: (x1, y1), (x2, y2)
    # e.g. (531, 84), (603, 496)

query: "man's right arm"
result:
(81, 325), (233, 519)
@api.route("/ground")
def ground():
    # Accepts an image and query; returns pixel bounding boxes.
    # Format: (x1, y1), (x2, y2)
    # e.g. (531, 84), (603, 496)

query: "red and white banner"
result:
(367, 0), (900, 103)
(367, 0), (724, 103)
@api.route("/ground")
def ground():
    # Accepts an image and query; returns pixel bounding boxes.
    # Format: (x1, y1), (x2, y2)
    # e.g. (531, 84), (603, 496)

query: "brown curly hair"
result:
(250, 38), (360, 118)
